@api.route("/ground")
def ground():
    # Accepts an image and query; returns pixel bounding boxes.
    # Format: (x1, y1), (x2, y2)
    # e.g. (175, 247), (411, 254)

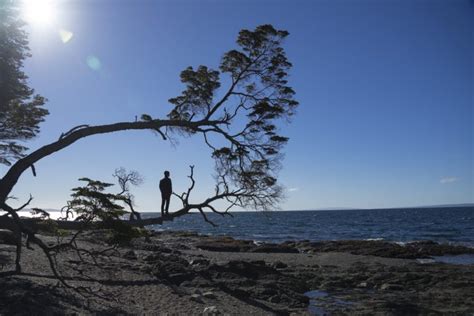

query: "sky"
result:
(2, 0), (473, 211)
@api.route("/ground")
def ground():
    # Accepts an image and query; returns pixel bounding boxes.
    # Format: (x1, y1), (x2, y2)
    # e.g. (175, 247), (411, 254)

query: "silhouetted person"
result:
(159, 171), (172, 216)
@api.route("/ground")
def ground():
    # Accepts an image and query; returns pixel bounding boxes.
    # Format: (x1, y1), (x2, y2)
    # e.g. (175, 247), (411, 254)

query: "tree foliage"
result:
(63, 178), (128, 222)
(0, 1), (49, 165)
(62, 177), (145, 244)
(166, 24), (297, 211)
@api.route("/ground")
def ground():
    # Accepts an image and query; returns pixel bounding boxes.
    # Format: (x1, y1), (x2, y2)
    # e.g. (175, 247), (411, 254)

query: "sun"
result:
(22, 0), (57, 26)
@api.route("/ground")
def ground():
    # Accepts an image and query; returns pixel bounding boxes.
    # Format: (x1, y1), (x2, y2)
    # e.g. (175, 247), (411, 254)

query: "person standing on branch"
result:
(159, 171), (172, 216)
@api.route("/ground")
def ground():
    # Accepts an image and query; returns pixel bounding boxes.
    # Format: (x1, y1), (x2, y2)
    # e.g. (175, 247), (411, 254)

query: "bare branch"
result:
(197, 207), (217, 227)
(14, 194), (33, 211)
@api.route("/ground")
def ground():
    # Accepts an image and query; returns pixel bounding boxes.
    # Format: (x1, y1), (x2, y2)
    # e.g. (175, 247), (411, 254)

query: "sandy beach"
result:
(1, 230), (473, 315)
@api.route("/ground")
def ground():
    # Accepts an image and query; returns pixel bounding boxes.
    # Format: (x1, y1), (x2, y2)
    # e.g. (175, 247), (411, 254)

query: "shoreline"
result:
(1, 230), (474, 315)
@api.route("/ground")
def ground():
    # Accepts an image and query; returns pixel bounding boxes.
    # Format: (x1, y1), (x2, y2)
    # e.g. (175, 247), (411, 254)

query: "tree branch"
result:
(0, 118), (223, 202)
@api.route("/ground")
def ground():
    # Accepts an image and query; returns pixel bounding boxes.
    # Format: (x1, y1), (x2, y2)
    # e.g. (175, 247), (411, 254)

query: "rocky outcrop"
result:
(286, 239), (474, 259)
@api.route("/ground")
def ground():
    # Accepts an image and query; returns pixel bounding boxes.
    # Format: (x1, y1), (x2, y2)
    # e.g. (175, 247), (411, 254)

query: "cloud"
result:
(440, 176), (459, 184)
(288, 187), (299, 192)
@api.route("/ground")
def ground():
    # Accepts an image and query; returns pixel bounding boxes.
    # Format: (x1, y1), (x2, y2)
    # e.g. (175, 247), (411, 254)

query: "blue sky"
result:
(2, 0), (473, 211)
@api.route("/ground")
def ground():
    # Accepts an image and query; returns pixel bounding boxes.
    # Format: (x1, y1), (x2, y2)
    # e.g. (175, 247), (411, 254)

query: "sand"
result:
(1, 230), (473, 315)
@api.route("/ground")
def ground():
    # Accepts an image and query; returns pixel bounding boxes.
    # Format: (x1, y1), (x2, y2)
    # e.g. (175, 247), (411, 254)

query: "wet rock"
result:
(195, 237), (254, 252)
(406, 240), (474, 256)
(252, 243), (299, 253)
(172, 231), (199, 237)
(294, 240), (474, 259)
(196, 259), (309, 308)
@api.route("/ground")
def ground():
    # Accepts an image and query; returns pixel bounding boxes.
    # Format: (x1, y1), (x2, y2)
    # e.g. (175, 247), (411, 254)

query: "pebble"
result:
(203, 291), (216, 299)
(203, 305), (220, 315)
(190, 294), (202, 303)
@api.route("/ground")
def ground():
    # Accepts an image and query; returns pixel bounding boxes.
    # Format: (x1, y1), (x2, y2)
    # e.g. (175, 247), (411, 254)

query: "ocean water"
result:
(142, 207), (474, 247)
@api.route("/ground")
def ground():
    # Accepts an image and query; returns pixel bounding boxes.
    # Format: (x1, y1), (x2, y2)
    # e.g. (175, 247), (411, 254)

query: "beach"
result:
(1, 230), (473, 315)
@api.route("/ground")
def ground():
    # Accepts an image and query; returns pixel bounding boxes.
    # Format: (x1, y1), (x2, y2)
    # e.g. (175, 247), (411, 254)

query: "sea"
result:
(10, 206), (474, 247)
(141, 206), (474, 247)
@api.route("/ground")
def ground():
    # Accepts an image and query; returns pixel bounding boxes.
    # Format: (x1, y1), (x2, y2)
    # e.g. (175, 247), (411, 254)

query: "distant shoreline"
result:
(7, 203), (474, 214)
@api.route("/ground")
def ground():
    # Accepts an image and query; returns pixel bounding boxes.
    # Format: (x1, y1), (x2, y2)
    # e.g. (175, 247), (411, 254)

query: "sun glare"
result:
(22, 0), (57, 26)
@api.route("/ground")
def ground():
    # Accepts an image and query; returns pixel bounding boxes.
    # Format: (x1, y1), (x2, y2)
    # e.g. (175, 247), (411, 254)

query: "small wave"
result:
(394, 241), (407, 246)
(417, 258), (435, 264)
(252, 234), (271, 238)
(432, 254), (474, 265)
(364, 238), (384, 241)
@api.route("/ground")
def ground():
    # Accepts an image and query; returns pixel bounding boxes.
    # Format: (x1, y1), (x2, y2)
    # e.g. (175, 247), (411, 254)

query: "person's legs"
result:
(164, 196), (170, 214)
(161, 197), (166, 216)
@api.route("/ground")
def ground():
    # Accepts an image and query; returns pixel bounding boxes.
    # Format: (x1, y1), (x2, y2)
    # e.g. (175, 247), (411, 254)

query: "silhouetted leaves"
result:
(65, 178), (127, 223)
(0, 2), (49, 165)
(166, 24), (298, 211)
(168, 66), (220, 118)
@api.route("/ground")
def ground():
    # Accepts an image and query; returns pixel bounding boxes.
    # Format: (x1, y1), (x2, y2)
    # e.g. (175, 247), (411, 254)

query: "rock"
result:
(252, 243), (299, 253)
(203, 306), (219, 315)
(190, 258), (210, 266)
(269, 295), (281, 303)
(123, 250), (138, 260)
(380, 283), (404, 291)
(357, 282), (370, 288)
(168, 273), (194, 285)
(250, 260), (266, 266)
(147, 253), (194, 285)
(209, 260), (279, 279)
(184, 276), (213, 288)
(202, 291), (216, 299)
(296, 239), (474, 259)
(195, 237), (254, 252)
(272, 261), (288, 269)
(190, 294), (202, 303)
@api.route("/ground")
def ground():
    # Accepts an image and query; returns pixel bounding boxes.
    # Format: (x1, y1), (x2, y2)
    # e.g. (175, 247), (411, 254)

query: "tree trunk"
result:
(0, 211), (191, 233)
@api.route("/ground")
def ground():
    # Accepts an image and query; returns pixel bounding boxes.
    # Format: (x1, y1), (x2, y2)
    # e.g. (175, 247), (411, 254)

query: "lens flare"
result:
(22, 0), (56, 26)
(86, 55), (102, 71)
(59, 29), (73, 43)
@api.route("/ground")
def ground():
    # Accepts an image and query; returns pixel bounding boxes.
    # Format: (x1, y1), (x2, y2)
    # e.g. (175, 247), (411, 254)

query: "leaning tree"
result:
(0, 12), (298, 274)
